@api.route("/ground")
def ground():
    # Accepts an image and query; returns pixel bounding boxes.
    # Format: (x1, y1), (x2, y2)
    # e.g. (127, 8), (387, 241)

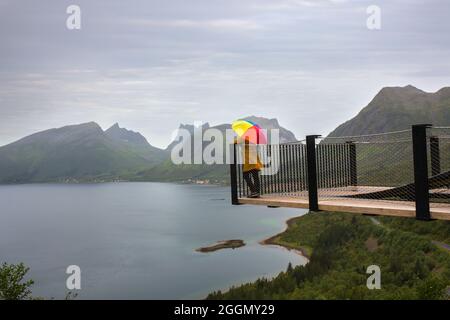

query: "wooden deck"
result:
(239, 195), (450, 221)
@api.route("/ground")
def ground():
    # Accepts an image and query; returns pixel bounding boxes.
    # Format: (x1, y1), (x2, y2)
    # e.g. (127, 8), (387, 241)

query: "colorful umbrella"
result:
(231, 119), (267, 144)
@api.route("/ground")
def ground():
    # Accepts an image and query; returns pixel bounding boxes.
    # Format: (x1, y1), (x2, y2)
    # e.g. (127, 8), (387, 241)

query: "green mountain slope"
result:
(0, 122), (166, 183)
(105, 123), (168, 164)
(328, 85), (450, 137)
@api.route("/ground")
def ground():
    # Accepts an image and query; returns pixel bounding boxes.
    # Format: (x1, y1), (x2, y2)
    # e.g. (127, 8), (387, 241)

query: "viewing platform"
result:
(230, 125), (450, 221)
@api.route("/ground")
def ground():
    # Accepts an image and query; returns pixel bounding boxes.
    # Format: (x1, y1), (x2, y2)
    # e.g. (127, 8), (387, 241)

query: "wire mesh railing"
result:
(427, 127), (450, 204)
(314, 142), (355, 200)
(317, 132), (416, 204)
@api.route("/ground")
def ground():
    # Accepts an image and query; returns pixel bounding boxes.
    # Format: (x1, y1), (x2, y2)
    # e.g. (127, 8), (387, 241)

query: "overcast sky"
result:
(0, 0), (449, 148)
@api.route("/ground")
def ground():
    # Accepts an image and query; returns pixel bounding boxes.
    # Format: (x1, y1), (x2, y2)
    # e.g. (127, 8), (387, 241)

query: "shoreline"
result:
(0, 180), (229, 187)
(259, 215), (311, 260)
(203, 216), (310, 299)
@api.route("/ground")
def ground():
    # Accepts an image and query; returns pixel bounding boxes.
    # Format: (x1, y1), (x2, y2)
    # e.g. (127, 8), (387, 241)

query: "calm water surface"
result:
(0, 183), (307, 299)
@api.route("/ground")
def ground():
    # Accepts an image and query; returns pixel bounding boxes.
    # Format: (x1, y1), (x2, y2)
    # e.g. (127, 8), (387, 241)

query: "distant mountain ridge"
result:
(105, 123), (150, 147)
(0, 122), (166, 183)
(0, 116), (296, 183)
(134, 116), (298, 183)
(165, 116), (297, 151)
(328, 85), (450, 137)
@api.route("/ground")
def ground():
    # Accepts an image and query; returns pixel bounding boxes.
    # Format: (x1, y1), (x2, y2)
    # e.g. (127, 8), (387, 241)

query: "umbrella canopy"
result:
(231, 119), (267, 144)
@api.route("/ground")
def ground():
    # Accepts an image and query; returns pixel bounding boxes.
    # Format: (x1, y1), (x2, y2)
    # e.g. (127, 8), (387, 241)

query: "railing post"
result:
(412, 124), (431, 220)
(306, 135), (321, 211)
(230, 143), (239, 205)
(430, 136), (440, 176)
(347, 141), (357, 186)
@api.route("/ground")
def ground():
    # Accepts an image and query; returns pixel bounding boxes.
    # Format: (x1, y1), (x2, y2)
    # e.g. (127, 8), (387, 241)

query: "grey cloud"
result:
(0, 0), (449, 147)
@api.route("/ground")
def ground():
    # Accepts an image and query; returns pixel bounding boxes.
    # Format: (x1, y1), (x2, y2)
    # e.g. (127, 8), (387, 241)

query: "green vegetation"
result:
(0, 263), (79, 300)
(208, 212), (450, 299)
(378, 216), (450, 243)
(0, 262), (34, 300)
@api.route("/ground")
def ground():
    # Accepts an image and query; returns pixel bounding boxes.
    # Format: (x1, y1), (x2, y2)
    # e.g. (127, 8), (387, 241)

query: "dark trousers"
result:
(243, 169), (260, 195)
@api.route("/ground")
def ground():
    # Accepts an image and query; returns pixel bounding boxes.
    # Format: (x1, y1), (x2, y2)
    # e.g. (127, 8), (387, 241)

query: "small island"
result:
(196, 240), (245, 253)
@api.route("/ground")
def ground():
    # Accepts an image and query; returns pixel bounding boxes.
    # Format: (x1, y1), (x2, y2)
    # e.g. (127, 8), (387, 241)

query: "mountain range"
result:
(0, 122), (167, 183)
(0, 85), (449, 184)
(0, 116), (295, 183)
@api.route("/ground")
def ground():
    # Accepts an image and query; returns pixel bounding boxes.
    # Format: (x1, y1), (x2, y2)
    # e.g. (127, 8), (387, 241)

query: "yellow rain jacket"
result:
(235, 138), (262, 172)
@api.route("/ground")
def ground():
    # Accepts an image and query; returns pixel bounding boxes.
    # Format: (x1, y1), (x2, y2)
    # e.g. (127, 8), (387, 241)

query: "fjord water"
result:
(0, 183), (307, 299)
